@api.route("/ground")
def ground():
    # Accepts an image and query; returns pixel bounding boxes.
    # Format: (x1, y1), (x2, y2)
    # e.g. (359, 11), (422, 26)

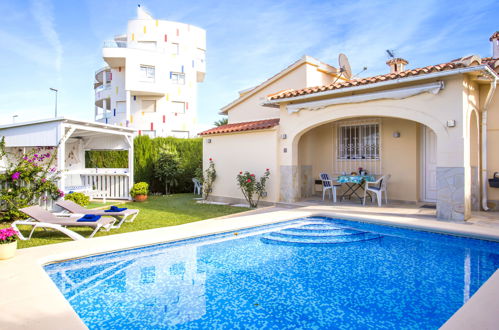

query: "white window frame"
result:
(141, 130), (156, 138)
(171, 101), (185, 114)
(141, 100), (156, 113)
(171, 43), (179, 55)
(140, 65), (155, 82)
(337, 121), (380, 160)
(171, 72), (185, 85)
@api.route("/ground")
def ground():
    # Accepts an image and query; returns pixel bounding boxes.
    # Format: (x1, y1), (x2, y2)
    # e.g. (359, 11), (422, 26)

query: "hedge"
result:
(86, 136), (202, 194)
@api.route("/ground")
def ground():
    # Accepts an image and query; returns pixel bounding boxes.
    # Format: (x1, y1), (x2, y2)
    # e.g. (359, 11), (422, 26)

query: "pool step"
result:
(261, 222), (382, 246)
(299, 223), (345, 230)
(271, 229), (362, 238)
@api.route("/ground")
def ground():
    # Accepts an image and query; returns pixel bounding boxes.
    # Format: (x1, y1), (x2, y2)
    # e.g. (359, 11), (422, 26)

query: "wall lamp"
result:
(206, 138), (212, 143)
(281, 134), (287, 139)
(392, 131), (401, 138)
(446, 120), (456, 127)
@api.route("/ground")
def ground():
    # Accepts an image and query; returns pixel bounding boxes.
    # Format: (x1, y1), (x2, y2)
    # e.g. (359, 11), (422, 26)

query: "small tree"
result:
(202, 158), (216, 200)
(154, 152), (182, 194)
(213, 117), (228, 127)
(236, 169), (270, 208)
(0, 137), (62, 221)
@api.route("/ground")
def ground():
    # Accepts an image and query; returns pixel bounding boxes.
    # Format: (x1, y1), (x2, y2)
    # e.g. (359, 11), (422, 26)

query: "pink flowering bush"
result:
(236, 169), (270, 208)
(0, 138), (61, 221)
(0, 227), (18, 244)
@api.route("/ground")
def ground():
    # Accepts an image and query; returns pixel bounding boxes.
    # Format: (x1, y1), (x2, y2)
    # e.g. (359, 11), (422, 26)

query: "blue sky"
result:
(0, 0), (497, 128)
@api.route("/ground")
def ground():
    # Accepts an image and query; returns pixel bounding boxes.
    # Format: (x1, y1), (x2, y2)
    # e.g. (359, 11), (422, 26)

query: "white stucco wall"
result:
(203, 129), (279, 203)
(226, 59), (338, 124)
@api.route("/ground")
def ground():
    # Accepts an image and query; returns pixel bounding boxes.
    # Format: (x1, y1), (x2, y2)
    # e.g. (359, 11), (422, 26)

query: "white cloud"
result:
(30, 0), (63, 73)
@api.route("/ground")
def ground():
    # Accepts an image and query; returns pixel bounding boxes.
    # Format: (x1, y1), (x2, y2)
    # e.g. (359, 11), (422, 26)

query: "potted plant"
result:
(130, 182), (149, 202)
(0, 227), (19, 260)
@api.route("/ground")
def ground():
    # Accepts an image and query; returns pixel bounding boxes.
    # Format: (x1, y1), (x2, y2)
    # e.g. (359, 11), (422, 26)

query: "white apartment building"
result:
(94, 5), (206, 138)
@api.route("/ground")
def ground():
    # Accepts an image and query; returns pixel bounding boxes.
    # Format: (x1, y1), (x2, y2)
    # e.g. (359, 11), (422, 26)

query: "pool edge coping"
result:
(0, 206), (498, 329)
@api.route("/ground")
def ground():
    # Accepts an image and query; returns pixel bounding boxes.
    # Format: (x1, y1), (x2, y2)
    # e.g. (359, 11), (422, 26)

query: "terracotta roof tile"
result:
(199, 118), (280, 136)
(267, 59), (493, 101)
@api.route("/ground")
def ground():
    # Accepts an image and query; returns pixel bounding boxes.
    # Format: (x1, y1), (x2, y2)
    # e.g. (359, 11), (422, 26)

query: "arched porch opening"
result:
(295, 116), (437, 205)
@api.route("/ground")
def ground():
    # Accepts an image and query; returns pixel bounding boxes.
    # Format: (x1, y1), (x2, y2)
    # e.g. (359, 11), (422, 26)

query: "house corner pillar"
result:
(436, 167), (470, 221)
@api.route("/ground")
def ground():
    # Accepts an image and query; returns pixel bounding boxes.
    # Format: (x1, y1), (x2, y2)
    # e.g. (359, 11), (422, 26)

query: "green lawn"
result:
(86, 200), (122, 209)
(2, 194), (246, 249)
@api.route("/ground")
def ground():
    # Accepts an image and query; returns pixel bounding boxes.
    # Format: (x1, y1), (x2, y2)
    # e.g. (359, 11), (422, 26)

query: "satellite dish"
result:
(338, 53), (352, 80)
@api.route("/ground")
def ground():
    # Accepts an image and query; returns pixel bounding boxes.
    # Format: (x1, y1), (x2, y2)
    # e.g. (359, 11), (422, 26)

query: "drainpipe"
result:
(482, 78), (497, 211)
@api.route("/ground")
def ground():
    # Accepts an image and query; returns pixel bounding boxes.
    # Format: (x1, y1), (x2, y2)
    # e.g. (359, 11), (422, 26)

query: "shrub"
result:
(0, 137), (62, 222)
(84, 150), (128, 168)
(236, 169), (270, 208)
(202, 158), (216, 200)
(130, 182), (149, 198)
(64, 192), (90, 206)
(86, 136), (202, 194)
(154, 152), (182, 194)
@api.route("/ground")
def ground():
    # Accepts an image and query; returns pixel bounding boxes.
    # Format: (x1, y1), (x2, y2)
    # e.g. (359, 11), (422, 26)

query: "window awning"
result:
(287, 81), (445, 113)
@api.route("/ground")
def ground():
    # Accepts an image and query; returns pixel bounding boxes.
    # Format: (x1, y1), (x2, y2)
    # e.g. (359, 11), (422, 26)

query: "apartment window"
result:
(142, 100), (156, 113)
(141, 130), (156, 138)
(196, 48), (205, 62)
(137, 41), (157, 51)
(171, 101), (185, 114)
(170, 72), (185, 85)
(171, 43), (179, 55)
(171, 130), (189, 138)
(338, 123), (380, 160)
(140, 65), (155, 82)
(105, 71), (112, 83)
(116, 101), (126, 113)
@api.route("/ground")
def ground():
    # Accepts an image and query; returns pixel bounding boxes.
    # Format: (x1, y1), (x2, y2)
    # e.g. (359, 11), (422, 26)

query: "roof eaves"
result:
(264, 64), (497, 106)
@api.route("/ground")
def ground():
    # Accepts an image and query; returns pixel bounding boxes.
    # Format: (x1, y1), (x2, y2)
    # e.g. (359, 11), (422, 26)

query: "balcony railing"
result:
(95, 83), (111, 92)
(103, 40), (127, 48)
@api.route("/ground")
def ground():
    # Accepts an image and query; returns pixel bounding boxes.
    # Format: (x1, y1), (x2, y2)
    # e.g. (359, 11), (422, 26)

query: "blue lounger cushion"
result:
(77, 214), (102, 222)
(105, 206), (128, 212)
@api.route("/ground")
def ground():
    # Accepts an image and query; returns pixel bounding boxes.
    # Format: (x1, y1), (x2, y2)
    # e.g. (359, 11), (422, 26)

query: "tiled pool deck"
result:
(1, 204), (498, 329)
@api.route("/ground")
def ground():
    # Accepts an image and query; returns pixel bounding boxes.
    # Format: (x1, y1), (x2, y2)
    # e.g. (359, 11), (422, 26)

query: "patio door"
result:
(422, 126), (437, 202)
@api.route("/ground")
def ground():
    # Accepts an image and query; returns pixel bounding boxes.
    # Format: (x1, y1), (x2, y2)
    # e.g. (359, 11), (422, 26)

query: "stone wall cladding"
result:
(280, 165), (300, 203)
(300, 165), (313, 198)
(436, 167), (468, 221)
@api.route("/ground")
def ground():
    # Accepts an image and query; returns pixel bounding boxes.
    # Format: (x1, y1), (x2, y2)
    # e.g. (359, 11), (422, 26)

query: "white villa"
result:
(201, 32), (499, 221)
(94, 5), (206, 138)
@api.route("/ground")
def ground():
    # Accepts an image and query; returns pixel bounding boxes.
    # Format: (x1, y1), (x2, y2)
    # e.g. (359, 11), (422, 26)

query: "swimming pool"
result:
(45, 217), (499, 329)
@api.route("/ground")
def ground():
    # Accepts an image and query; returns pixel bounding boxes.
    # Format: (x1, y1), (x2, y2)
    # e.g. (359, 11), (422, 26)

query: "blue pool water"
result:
(44, 217), (499, 329)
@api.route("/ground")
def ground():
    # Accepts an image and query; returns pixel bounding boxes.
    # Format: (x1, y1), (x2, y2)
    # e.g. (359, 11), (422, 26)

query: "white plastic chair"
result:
(192, 178), (202, 195)
(320, 173), (342, 202)
(363, 174), (391, 206)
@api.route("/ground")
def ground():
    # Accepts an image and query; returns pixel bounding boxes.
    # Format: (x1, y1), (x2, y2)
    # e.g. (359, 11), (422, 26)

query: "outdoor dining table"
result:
(337, 175), (376, 203)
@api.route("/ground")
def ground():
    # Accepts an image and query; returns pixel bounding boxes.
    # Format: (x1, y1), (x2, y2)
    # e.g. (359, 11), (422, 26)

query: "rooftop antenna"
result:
(386, 49), (396, 59)
(338, 53), (352, 80)
(352, 66), (368, 79)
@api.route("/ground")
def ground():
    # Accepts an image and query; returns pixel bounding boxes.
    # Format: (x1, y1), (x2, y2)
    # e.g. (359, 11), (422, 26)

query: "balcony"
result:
(95, 66), (111, 83)
(95, 83), (111, 103)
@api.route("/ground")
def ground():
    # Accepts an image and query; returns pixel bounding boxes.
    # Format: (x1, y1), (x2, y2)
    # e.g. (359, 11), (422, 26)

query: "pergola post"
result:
(126, 134), (134, 200)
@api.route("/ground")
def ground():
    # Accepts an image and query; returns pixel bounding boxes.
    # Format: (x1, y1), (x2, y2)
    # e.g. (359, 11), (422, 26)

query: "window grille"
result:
(338, 123), (379, 160)
(333, 119), (382, 176)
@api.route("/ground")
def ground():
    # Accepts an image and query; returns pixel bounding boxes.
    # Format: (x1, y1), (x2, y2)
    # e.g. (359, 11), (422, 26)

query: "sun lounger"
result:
(56, 200), (140, 229)
(12, 206), (116, 240)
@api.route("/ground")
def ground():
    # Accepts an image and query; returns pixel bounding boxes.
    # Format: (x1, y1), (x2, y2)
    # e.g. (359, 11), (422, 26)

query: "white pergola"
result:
(0, 118), (135, 200)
